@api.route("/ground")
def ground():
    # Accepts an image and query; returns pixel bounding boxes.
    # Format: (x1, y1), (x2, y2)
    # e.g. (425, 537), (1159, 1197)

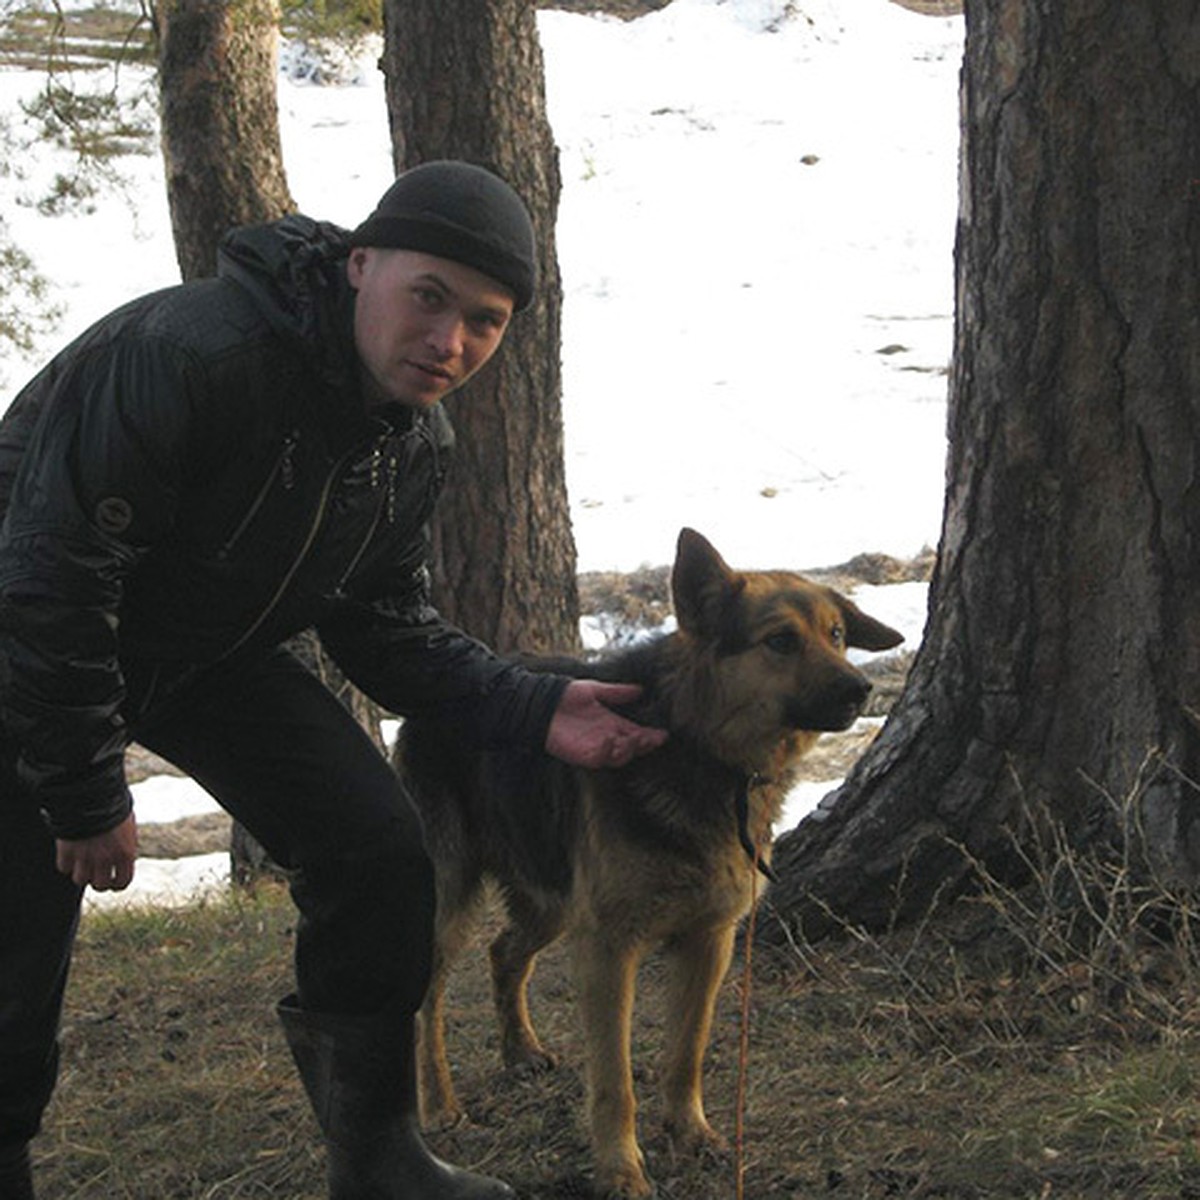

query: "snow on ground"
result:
(83, 850), (230, 912)
(3, 0), (964, 906)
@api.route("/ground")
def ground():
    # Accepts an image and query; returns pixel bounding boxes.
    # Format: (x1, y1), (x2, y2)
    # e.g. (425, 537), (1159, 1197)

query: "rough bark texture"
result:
(379, 0), (579, 655)
(153, 0), (388, 874)
(156, 0), (294, 281)
(765, 0), (1200, 943)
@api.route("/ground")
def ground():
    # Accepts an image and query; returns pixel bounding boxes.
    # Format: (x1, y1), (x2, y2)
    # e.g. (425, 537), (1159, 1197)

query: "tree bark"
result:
(155, 0), (295, 281)
(765, 0), (1200, 943)
(154, 1), (389, 874)
(378, 0), (579, 655)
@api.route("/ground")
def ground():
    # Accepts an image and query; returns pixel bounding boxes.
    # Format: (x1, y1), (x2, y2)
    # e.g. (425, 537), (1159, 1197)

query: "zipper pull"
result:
(369, 437), (385, 490)
(386, 453), (399, 523)
(281, 430), (299, 490)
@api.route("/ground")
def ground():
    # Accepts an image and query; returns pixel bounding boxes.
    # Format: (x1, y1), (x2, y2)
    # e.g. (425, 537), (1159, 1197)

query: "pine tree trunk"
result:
(379, 0), (579, 655)
(155, 0), (295, 281)
(153, 1), (388, 877)
(764, 1), (1200, 943)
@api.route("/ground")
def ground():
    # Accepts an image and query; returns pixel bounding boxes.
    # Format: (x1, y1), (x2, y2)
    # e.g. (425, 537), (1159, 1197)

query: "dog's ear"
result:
(831, 590), (906, 652)
(671, 528), (744, 638)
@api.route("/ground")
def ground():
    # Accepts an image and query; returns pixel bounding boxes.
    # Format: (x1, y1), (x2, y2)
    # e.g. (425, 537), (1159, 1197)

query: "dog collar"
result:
(734, 773), (778, 883)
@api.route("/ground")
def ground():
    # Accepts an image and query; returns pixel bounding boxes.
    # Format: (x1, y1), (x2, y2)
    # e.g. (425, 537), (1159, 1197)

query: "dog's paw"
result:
(595, 1166), (656, 1199)
(593, 1143), (656, 1199)
(502, 1042), (559, 1075)
(664, 1116), (728, 1161)
(419, 1101), (467, 1133)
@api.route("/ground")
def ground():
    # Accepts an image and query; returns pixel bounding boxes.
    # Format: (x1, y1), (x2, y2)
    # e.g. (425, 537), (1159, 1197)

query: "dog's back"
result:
(396, 636), (684, 905)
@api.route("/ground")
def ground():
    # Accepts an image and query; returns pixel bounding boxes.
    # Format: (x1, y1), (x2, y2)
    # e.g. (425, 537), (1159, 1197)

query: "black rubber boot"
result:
(0, 1143), (35, 1200)
(277, 995), (515, 1200)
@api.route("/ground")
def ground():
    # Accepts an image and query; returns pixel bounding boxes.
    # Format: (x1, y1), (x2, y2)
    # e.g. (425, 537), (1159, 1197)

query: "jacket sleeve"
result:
(0, 337), (199, 838)
(317, 544), (570, 752)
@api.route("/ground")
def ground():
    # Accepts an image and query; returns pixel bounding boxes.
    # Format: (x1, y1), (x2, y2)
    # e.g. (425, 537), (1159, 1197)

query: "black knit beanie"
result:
(349, 160), (537, 312)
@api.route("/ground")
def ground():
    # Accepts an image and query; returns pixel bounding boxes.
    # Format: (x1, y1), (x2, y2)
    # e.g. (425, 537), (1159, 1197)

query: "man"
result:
(0, 160), (665, 1200)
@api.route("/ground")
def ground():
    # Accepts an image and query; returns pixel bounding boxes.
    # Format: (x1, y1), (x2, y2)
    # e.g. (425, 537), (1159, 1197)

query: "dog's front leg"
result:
(572, 930), (653, 1199)
(661, 921), (737, 1155)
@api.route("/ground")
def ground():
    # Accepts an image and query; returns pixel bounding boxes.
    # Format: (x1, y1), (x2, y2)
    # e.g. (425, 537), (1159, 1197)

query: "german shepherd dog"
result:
(395, 529), (904, 1198)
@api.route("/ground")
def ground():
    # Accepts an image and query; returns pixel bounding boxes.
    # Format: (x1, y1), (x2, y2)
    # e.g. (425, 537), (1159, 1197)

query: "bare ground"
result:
(44, 549), (1200, 1199)
(43, 867), (1200, 1200)
(56, 554), (990, 1200)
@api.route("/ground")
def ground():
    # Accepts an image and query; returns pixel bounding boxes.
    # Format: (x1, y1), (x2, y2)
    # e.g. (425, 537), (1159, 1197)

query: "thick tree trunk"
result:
(379, 0), (579, 655)
(765, 1), (1200, 943)
(155, 0), (294, 281)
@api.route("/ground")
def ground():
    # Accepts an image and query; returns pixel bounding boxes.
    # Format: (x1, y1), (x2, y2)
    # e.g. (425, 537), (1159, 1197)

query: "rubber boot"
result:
(277, 995), (515, 1200)
(0, 1143), (35, 1200)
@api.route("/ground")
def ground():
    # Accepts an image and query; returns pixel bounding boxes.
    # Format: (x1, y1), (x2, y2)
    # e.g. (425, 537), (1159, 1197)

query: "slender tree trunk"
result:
(765, 0), (1200, 943)
(379, 0), (579, 655)
(153, 2), (389, 875)
(155, 0), (295, 281)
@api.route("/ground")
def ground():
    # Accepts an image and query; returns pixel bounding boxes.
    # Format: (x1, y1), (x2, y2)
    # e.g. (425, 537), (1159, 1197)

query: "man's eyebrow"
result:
(414, 272), (511, 319)
(413, 271), (452, 293)
(474, 300), (513, 323)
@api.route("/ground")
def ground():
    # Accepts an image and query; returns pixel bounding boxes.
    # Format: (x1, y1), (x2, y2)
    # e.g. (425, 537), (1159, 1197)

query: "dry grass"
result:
(33, 854), (1200, 1200)
(0, 5), (154, 72)
(47, 550), (1200, 1198)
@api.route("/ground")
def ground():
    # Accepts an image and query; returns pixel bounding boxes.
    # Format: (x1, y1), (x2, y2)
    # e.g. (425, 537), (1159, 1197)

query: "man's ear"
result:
(346, 246), (370, 289)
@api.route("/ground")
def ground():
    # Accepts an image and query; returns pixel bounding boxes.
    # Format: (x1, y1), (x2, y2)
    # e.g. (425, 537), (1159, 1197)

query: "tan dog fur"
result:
(395, 528), (904, 1198)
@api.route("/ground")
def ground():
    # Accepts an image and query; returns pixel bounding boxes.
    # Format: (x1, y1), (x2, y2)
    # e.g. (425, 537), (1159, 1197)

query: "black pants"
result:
(0, 647), (435, 1147)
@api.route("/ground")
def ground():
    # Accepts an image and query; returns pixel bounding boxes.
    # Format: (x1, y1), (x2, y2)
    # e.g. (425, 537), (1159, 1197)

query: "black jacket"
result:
(0, 216), (566, 839)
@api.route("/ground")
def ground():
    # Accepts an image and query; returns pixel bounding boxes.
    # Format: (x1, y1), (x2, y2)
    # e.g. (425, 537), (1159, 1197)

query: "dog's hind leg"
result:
(416, 876), (482, 1131)
(660, 921), (737, 1156)
(489, 890), (565, 1072)
(573, 931), (654, 1199)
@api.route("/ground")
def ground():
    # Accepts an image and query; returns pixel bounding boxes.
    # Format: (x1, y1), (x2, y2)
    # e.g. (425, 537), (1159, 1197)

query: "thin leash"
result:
(733, 774), (771, 1200)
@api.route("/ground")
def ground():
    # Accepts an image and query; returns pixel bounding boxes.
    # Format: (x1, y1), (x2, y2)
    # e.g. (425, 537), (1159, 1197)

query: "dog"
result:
(395, 528), (904, 1198)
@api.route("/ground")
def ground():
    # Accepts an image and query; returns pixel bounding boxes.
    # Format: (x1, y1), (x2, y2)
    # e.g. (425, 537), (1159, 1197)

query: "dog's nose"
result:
(838, 673), (872, 708)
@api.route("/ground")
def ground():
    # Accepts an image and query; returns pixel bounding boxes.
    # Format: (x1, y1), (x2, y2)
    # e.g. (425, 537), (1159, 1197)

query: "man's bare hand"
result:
(55, 813), (138, 892)
(545, 680), (667, 770)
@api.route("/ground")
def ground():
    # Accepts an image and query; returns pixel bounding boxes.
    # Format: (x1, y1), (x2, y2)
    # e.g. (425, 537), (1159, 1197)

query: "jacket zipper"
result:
(217, 418), (429, 658)
(332, 435), (394, 596)
(218, 429), (299, 559)
(332, 425), (420, 597)
(214, 439), (359, 663)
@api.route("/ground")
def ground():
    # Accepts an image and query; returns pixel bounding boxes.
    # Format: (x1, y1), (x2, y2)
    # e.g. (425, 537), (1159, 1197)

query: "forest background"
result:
(6, 2), (1200, 1198)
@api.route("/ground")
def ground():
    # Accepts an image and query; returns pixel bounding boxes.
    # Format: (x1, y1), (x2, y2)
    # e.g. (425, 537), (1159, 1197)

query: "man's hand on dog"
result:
(546, 680), (667, 770)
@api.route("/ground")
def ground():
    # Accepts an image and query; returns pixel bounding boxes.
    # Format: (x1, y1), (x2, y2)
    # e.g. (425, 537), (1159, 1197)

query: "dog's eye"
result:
(763, 630), (800, 655)
(830, 623), (845, 648)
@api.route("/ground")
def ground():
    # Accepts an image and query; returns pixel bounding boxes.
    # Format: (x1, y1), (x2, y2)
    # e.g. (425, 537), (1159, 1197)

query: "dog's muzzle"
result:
(785, 672), (873, 732)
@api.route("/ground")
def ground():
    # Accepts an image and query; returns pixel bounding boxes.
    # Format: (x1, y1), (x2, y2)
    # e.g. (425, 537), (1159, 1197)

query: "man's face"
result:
(346, 247), (515, 410)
